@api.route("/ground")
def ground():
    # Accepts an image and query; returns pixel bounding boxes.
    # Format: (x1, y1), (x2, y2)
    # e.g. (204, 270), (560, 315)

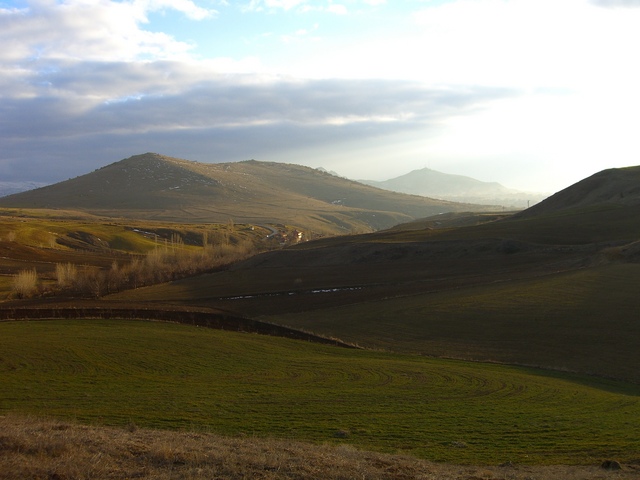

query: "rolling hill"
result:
(360, 167), (548, 208)
(109, 164), (640, 384)
(515, 165), (640, 218)
(0, 153), (494, 235)
(3, 319), (640, 468)
(3, 164), (640, 475)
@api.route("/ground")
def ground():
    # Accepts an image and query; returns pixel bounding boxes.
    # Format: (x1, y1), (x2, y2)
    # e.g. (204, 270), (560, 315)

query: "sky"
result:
(2, 0), (640, 194)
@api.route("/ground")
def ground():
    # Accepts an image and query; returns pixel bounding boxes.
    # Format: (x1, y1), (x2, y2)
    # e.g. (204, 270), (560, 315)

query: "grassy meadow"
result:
(1, 319), (639, 465)
(264, 263), (640, 384)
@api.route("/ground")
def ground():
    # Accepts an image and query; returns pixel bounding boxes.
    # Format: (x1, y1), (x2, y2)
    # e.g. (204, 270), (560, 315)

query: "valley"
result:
(1, 156), (639, 477)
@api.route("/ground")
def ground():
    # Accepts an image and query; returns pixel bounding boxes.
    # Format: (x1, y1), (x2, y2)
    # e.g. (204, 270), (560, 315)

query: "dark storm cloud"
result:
(0, 59), (516, 183)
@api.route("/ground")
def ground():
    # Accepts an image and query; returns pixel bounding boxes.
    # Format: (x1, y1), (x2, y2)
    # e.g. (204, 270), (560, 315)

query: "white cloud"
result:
(3, 0), (640, 191)
(0, 56), (514, 182)
(244, 0), (307, 11)
(279, 23), (320, 43)
(326, 4), (347, 14)
(591, 0), (640, 6)
(282, 0), (640, 90)
(0, 0), (215, 65)
(134, 0), (217, 20)
(244, 0), (353, 14)
(7, 67), (509, 132)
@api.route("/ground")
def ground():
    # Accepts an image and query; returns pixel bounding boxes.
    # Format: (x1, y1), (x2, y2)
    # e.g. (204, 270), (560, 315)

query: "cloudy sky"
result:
(2, 0), (640, 193)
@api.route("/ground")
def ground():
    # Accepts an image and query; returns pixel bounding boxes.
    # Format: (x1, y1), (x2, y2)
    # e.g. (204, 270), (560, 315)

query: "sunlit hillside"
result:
(0, 153), (496, 235)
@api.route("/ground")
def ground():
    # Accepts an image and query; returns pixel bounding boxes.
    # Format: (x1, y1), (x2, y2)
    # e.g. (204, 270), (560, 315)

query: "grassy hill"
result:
(109, 165), (640, 384)
(2, 164), (640, 474)
(0, 153), (493, 235)
(1, 319), (639, 466)
(516, 165), (640, 218)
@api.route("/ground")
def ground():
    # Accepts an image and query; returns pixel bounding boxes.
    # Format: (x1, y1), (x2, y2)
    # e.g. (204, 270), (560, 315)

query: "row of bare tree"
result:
(11, 240), (258, 299)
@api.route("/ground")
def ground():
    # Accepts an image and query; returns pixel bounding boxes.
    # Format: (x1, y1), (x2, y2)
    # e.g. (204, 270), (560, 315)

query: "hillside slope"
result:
(112, 164), (640, 383)
(516, 165), (640, 218)
(0, 153), (493, 234)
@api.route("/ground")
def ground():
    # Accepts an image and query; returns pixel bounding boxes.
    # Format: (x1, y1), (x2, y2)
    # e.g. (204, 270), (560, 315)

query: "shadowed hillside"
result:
(0, 153), (495, 234)
(516, 165), (640, 218)
(3, 165), (640, 474)
(110, 164), (640, 384)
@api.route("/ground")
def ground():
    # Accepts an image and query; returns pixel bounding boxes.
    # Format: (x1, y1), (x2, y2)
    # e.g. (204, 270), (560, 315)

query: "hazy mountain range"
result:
(360, 168), (548, 208)
(0, 153), (497, 234)
(0, 181), (48, 198)
(1, 161), (547, 211)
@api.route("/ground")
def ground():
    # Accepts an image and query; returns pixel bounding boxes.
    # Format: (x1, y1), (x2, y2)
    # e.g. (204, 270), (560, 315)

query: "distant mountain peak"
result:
(359, 167), (546, 208)
(0, 181), (49, 198)
(117, 152), (175, 164)
(0, 153), (495, 234)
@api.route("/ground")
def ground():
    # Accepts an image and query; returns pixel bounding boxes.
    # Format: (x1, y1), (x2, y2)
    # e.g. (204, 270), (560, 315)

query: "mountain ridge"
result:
(360, 167), (548, 208)
(0, 153), (496, 234)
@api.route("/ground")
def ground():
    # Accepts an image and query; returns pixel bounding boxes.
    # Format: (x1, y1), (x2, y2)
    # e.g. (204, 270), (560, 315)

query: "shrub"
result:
(74, 267), (105, 298)
(12, 269), (39, 298)
(56, 263), (78, 289)
(46, 236), (262, 298)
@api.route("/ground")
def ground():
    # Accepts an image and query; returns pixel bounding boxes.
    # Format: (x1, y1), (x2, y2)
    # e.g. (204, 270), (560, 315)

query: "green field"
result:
(264, 263), (640, 384)
(1, 319), (638, 465)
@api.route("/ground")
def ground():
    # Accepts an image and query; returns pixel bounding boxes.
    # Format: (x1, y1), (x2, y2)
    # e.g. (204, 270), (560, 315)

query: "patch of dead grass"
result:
(1, 415), (639, 479)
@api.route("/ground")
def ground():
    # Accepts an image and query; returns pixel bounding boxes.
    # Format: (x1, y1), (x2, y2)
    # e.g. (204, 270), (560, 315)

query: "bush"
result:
(12, 269), (39, 298)
(48, 237), (262, 298)
(74, 267), (105, 298)
(56, 263), (78, 289)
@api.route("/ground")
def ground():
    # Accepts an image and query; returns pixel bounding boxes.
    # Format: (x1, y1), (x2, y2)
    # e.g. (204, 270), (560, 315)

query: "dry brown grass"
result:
(11, 269), (39, 298)
(1, 416), (638, 480)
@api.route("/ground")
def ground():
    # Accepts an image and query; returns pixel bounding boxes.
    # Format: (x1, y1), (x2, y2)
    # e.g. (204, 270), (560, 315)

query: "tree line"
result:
(11, 239), (258, 299)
